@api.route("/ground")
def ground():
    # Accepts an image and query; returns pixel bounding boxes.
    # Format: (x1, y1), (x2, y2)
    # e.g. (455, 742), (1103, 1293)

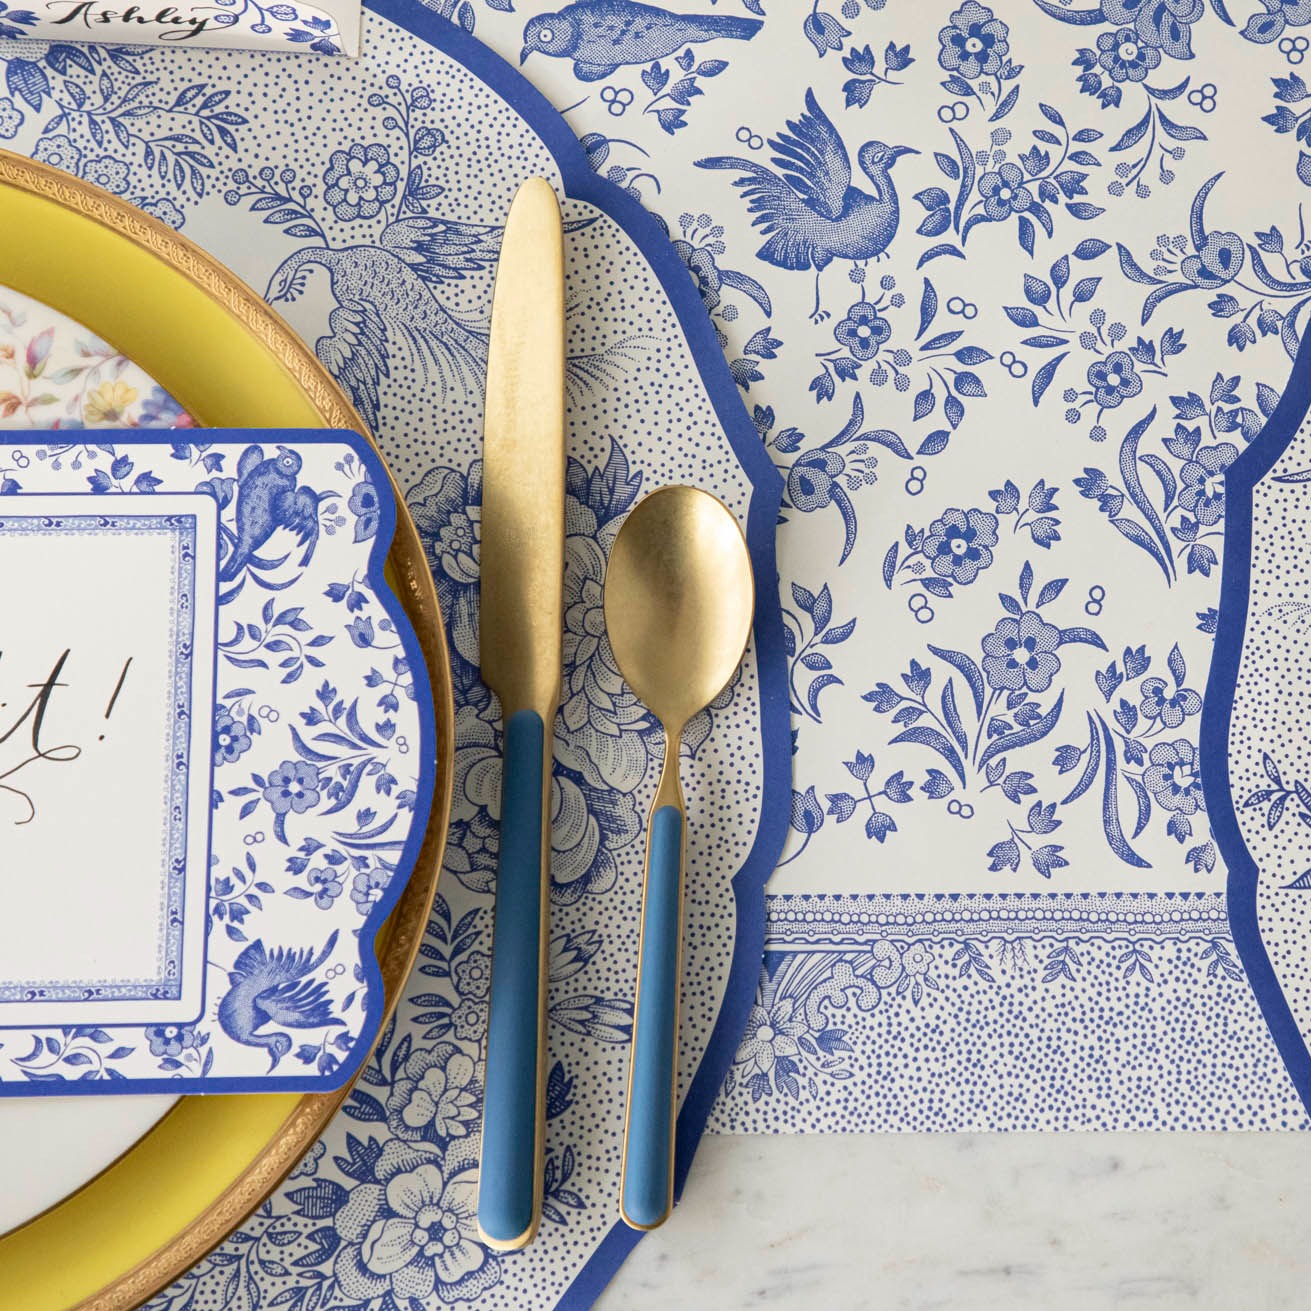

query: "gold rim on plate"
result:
(0, 148), (455, 1311)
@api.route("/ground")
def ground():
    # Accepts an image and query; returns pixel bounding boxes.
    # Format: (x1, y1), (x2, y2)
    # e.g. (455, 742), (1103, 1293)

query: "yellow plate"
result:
(0, 149), (455, 1311)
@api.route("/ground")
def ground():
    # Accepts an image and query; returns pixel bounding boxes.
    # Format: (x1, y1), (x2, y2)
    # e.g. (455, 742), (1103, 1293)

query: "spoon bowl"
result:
(603, 484), (754, 1232)
(604, 485), (754, 736)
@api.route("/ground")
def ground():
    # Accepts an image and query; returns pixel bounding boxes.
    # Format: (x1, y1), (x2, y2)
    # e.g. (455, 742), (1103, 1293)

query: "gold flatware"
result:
(476, 175), (566, 1252)
(603, 484), (754, 1230)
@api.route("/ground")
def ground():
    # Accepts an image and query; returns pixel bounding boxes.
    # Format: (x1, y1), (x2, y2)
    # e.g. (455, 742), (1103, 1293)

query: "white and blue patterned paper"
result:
(0, 424), (436, 1093)
(15, 0), (1311, 1305)
(447, 0), (1311, 1139)
(0, 3), (789, 1304)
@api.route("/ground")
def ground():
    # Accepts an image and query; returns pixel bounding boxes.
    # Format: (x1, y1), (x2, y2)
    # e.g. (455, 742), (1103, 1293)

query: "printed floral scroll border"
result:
(712, 890), (1304, 1127)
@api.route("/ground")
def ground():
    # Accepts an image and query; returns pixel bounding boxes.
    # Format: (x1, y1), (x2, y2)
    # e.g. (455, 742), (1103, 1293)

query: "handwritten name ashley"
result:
(44, 0), (212, 39)
(0, 652), (131, 826)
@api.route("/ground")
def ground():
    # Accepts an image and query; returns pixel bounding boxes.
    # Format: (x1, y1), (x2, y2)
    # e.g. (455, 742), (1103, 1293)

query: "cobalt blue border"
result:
(0, 510), (195, 1005)
(1201, 324), (1311, 1122)
(359, 0), (790, 1300)
(0, 429), (436, 1096)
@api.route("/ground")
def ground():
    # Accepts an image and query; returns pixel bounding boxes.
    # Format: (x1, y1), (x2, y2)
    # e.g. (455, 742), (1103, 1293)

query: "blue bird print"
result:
(217, 930), (344, 1069)
(268, 213), (641, 427)
(267, 216), (502, 430)
(697, 89), (917, 321)
(520, 0), (762, 81)
(218, 443), (336, 583)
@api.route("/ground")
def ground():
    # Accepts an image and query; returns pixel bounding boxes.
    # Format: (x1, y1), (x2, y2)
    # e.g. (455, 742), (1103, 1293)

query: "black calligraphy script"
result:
(44, 0), (212, 39)
(0, 651), (131, 825)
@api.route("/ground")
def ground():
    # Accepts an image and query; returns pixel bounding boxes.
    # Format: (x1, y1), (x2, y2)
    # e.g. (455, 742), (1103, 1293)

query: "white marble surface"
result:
(597, 1135), (1310, 1309)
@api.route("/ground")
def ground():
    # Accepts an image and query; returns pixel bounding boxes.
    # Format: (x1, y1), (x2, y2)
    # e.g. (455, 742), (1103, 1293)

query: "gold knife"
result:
(476, 176), (565, 1252)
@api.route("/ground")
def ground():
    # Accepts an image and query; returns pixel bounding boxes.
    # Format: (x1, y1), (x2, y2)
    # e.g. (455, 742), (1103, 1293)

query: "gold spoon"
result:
(603, 484), (755, 1230)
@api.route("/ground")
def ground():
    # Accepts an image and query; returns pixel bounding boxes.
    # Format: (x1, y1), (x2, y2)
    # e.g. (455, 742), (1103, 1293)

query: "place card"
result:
(0, 430), (432, 1094)
(2, 0), (361, 56)
(0, 496), (216, 1028)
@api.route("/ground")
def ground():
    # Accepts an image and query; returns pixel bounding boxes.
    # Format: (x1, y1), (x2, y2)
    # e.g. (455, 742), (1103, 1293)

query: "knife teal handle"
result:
(620, 803), (684, 1230)
(479, 708), (549, 1250)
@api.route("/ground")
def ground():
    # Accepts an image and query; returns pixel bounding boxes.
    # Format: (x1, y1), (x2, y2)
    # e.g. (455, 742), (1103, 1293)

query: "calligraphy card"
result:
(0, 429), (434, 1094)
(2, 0), (361, 57)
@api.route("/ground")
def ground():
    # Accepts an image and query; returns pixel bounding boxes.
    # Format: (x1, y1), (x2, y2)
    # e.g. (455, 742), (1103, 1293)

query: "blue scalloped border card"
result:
(0, 428), (435, 1096)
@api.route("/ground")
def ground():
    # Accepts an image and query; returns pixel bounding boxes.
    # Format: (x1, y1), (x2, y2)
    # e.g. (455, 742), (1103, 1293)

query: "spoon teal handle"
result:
(620, 799), (684, 1230)
(478, 708), (550, 1250)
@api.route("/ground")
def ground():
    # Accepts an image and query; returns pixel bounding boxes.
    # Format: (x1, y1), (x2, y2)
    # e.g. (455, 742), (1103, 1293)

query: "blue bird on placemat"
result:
(520, 1), (762, 81)
(697, 89), (917, 321)
(218, 931), (344, 1069)
(268, 214), (632, 429)
(217, 444), (335, 583)
(267, 217), (500, 429)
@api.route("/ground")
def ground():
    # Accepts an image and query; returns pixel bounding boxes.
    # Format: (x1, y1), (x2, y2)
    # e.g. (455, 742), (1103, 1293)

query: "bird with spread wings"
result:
(266, 212), (631, 431)
(698, 89), (916, 321)
(267, 215), (501, 431)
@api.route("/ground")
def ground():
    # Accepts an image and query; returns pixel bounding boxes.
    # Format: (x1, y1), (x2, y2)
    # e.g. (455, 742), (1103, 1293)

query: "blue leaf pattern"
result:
(12, 0), (1311, 1297)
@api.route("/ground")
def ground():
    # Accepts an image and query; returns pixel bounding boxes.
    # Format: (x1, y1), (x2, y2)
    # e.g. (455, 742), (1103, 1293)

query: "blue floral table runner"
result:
(451, 0), (1311, 1136)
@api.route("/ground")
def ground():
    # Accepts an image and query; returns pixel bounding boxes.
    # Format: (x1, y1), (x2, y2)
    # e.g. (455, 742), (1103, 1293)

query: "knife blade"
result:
(476, 176), (565, 1253)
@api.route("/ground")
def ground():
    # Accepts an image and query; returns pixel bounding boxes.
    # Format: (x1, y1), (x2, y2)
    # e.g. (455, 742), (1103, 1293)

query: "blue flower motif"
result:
(923, 507), (998, 584)
(263, 759), (321, 815)
(347, 614), (376, 647)
(348, 479), (380, 542)
(351, 864), (392, 914)
(981, 610), (1062, 692)
(937, 1), (1010, 79)
(901, 941), (934, 977)
(790, 785), (825, 834)
(214, 709), (252, 766)
(1181, 230), (1245, 288)
(1103, 0), (1202, 59)
(1139, 676), (1202, 727)
(86, 155), (130, 195)
(140, 386), (194, 428)
(673, 238), (730, 313)
(1178, 441), (1237, 525)
(1143, 739), (1205, 814)
(1244, 0), (1311, 43)
(834, 301), (892, 360)
(331, 1141), (499, 1304)
(1086, 351), (1143, 409)
(788, 450), (848, 512)
(323, 142), (400, 221)
(408, 465), (480, 671)
(413, 126), (445, 156)
(441, 809), (498, 894)
(385, 1042), (480, 1143)
(450, 997), (484, 1042)
(734, 998), (807, 1075)
(1097, 27), (1162, 81)
(979, 163), (1033, 221)
(139, 197), (186, 229)
(146, 1024), (199, 1058)
(0, 97), (22, 140)
(557, 508), (651, 797)
(453, 950), (490, 999)
(32, 134), (82, 175)
(307, 867), (344, 908)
